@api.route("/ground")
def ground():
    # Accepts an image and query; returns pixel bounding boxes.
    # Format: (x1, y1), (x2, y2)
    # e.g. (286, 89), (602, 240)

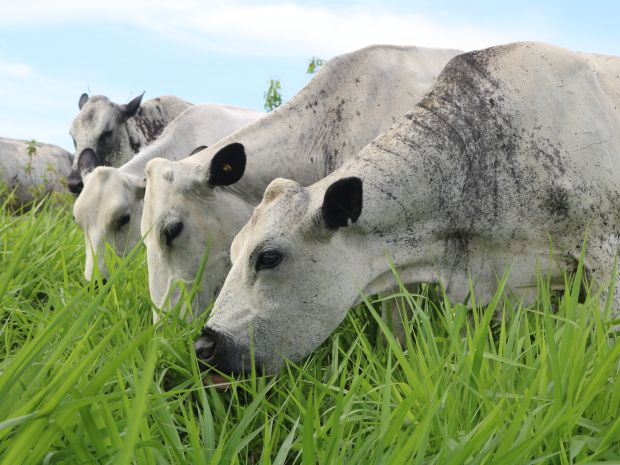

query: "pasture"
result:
(0, 195), (618, 464)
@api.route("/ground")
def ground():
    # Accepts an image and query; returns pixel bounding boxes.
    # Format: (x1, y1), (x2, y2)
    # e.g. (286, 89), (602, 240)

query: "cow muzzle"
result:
(67, 168), (84, 194)
(194, 325), (254, 379)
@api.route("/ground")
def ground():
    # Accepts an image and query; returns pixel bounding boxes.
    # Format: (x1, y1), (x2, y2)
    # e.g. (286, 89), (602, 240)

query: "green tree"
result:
(307, 57), (326, 74)
(24, 139), (38, 175)
(263, 56), (326, 112)
(263, 79), (283, 112)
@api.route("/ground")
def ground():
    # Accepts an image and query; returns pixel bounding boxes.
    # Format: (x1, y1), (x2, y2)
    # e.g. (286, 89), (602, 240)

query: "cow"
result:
(0, 137), (73, 209)
(195, 42), (620, 376)
(141, 45), (462, 320)
(67, 93), (191, 193)
(73, 103), (262, 283)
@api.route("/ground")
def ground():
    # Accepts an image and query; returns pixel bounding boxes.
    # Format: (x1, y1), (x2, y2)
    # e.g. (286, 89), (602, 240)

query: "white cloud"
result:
(0, 1), (541, 58)
(0, 0), (545, 149)
(0, 58), (34, 77)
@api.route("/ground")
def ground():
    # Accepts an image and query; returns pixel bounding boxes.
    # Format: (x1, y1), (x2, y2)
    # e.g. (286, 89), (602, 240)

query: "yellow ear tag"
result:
(222, 163), (232, 173)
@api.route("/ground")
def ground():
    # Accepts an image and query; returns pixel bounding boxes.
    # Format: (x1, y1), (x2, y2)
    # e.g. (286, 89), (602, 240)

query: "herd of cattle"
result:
(2, 42), (619, 377)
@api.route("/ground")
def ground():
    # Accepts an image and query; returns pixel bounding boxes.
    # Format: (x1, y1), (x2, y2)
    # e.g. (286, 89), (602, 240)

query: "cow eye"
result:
(256, 249), (283, 271)
(117, 214), (130, 229)
(164, 221), (183, 246)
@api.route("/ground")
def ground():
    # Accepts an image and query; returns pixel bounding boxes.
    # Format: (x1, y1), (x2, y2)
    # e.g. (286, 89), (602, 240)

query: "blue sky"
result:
(1, 0), (619, 151)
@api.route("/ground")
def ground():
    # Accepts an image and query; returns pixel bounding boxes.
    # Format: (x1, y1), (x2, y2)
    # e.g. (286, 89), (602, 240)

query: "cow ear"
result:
(79, 93), (89, 110)
(78, 148), (100, 175)
(189, 145), (207, 156)
(207, 143), (246, 186)
(320, 177), (363, 229)
(123, 92), (144, 117)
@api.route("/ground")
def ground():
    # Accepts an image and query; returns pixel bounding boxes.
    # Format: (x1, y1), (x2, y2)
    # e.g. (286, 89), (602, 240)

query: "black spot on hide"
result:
(545, 185), (570, 218)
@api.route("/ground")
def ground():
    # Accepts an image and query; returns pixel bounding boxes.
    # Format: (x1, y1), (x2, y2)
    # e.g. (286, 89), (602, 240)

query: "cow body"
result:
(141, 45), (462, 317)
(199, 42), (620, 374)
(67, 93), (191, 193)
(73, 103), (262, 281)
(0, 137), (73, 208)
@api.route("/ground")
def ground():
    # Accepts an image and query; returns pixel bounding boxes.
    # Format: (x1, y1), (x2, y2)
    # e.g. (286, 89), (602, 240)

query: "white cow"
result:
(73, 104), (262, 282)
(67, 93), (191, 193)
(196, 42), (620, 375)
(0, 137), (73, 208)
(142, 45), (462, 318)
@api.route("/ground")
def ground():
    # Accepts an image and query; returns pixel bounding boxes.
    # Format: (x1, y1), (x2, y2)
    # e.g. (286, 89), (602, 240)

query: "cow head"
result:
(194, 176), (366, 375)
(68, 92), (143, 194)
(141, 143), (253, 321)
(73, 166), (145, 281)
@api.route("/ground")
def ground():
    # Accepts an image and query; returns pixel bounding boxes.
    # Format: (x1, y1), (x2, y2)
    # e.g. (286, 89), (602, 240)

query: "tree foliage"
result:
(263, 79), (283, 112)
(263, 56), (326, 112)
(307, 57), (326, 74)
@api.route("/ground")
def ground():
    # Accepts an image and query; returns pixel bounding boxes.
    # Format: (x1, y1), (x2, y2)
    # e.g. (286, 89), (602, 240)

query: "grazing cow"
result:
(196, 42), (620, 375)
(67, 93), (191, 193)
(73, 104), (262, 282)
(0, 137), (73, 208)
(141, 45), (461, 318)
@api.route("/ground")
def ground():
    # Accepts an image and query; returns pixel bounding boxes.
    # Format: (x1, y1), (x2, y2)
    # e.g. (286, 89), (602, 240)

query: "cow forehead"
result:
(83, 167), (122, 193)
(144, 164), (189, 216)
(76, 172), (126, 219)
(72, 98), (119, 134)
(250, 188), (311, 232)
(145, 161), (172, 193)
(148, 160), (210, 201)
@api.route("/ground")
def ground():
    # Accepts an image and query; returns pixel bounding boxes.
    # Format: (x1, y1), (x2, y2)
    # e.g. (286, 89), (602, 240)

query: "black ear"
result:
(123, 92), (144, 117)
(78, 148), (100, 175)
(207, 143), (246, 186)
(189, 145), (207, 156)
(320, 177), (363, 229)
(79, 93), (89, 110)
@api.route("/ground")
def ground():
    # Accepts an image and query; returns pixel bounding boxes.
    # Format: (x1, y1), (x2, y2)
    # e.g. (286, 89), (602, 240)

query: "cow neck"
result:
(202, 99), (352, 207)
(323, 104), (465, 297)
(121, 126), (179, 177)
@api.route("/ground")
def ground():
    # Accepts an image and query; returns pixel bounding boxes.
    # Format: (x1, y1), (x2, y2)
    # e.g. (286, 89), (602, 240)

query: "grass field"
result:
(0, 198), (619, 464)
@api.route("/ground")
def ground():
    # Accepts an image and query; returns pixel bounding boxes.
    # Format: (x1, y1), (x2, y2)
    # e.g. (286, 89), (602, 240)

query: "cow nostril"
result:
(195, 330), (217, 363)
(68, 180), (84, 194)
(164, 221), (183, 246)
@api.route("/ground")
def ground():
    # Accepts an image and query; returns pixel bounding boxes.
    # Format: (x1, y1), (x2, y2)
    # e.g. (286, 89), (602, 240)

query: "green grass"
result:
(0, 199), (619, 464)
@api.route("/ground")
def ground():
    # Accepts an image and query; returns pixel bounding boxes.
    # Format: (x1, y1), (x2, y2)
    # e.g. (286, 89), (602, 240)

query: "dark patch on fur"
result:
(545, 185), (570, 218)
(82, 108), (96, 124)
(409, 47), (527, 239)
(129, 138), (141, 153)
(133, 113), (166, 147)
(319, 97), (349, 175)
